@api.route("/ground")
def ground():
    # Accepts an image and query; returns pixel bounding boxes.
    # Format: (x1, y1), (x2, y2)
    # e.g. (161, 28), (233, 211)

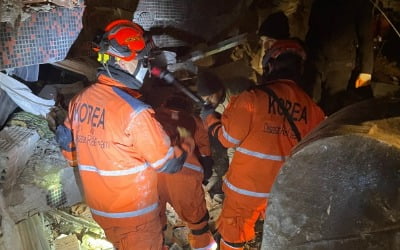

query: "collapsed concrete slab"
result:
(262, 97), (400, 250)
(0, 126), (40, 191)
(2, 137), (82, 223)
(0, 123), (82, 250)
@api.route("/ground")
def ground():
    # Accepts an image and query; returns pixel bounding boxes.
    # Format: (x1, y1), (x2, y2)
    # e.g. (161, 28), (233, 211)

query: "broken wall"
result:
(0, 3), (84, 70)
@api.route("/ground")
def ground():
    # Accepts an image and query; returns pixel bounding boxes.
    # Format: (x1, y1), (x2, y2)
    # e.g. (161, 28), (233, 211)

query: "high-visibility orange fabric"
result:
(61, 74), (184, 242)
(103, 216), (163, 250)
(156, 107), (214, 249)
(158, 154), (212, 249)
(155, 107), (211, 158)
(205, 80), (325, 243)
(193, 116), (211, 157)
(217, 185), (267, 243)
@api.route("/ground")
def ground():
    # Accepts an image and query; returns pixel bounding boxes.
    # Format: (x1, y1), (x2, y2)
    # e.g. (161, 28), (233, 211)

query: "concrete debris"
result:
(0, 88), (17, 128)
(48, 0), (81, 8)
(47, 209), (102, 236)
(7, 111), (55, 139)
(0, 126), (39, 191)
(171, 227), (190, 249)
(52, 59), (99, 82)
(81, 234), (113, 250)
(54, 234), (81, 250)
(262, 97), (400, 250)
(0, 192), (23, 250)
(17, 213), (51, 250)
(0, 0), (23, 27)
(169, 242), (185, 250)
(2, 136), (82, 222)
(70, 202), (93, 220)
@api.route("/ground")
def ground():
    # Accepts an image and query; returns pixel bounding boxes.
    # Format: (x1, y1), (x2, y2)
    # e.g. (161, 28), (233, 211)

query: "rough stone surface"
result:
(0, 126), (39, 191)
(54, 234), (81, 250)
(0, 89), (17, 128)
(262, 97), (400, 250)
(4, 138), (82, 222)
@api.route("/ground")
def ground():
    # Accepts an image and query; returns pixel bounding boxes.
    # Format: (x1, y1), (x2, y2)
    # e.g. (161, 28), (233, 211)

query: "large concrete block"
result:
(6, 139), (82, 222)
(0, 126), (40, 190)
(262, 97), (400, 250)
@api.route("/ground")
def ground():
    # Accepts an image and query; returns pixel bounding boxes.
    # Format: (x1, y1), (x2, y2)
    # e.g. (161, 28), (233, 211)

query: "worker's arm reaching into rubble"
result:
(201, 93), (252, 149)
(55, 114), (77, 167)
(55, 97), (78, 167)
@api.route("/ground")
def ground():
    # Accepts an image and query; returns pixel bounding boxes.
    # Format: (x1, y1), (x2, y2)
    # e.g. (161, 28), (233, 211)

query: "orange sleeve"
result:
(205, 92), (253, 148)
(193, 116), (211, 156)
(128, 108), (183, 171)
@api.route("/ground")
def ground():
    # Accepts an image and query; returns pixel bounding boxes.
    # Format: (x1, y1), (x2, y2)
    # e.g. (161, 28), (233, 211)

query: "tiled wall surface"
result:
(0, 7), (84, 70)
(133, 0), (188, 48)
(133, 0), (241, 48)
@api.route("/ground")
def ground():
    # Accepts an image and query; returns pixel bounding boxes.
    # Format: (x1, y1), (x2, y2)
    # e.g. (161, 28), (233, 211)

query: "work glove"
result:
(199, 104), (215, 121)
(355, 73), (371, 88)
(199, 155), (214, 185)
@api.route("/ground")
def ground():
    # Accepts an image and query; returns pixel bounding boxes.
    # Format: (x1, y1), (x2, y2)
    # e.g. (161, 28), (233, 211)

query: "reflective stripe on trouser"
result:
(217, 183), (268, 243)
(103, 216), (163, 250)
(219, 238), (245, 250)
(192, 238), (218, 250)
(91, 202), (158, 219)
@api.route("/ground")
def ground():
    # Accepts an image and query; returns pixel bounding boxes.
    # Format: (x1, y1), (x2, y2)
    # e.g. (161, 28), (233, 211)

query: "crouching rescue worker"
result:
(55, 19), (193, 250)
(200, 38), (325, 249)
(155, 95), (217, 250)
(196, 72), (254, 200)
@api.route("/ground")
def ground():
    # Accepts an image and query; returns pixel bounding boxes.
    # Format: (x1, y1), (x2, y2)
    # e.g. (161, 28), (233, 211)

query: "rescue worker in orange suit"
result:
(155, 95), (217, 250)
(196, 72), (254, 200)
(55, 20), (193, 250)
(200, 37), (325, 250)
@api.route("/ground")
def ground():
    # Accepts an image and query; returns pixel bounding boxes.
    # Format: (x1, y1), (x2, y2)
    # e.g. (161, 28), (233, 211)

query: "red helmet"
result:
(261, 39), (307, 74)
(262, 39), (306, 68)
(97, 19), (146, 61)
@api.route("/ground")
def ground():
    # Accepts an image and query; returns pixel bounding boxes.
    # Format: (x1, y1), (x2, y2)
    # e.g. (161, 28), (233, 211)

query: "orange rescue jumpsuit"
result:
(204, 80), (325, 249)
(58, 74), (186, 250)
(156, 107), (217, 250)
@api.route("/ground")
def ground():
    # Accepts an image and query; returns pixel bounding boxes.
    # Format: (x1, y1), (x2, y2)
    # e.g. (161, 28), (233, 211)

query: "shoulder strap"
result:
(258, 86), (302, 142)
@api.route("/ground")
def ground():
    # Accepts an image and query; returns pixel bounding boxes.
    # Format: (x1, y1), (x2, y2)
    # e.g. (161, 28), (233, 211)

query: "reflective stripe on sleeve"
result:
(223, 178), (269, 198)
(90, 202), (158, 218)
(183, 162), (203, 173)
(150, 146), (174, 169)
(79, 163), (148, 176)
(236, 147), (286, 162)
(222, 126), (240, 145)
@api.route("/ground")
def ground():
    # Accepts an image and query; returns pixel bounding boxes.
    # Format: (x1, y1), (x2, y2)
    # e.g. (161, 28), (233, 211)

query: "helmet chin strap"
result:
(100, 59), (146, 89)
(102, 62), (113, 78)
